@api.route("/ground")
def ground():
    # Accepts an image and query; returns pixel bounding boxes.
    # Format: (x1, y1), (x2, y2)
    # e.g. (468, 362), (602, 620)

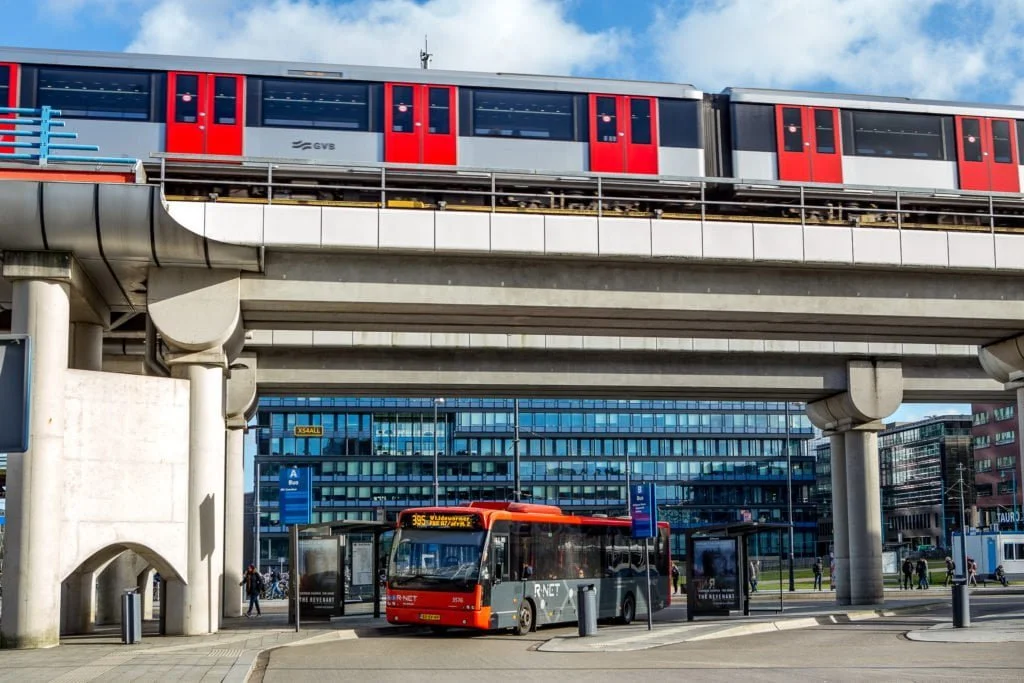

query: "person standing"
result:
(967, 558), (978, 587)
(812, 557), (823, 591)
(943, 557), (955, 587)
(901, 557), (913, 590)
(748, 559), (759, 593)
(671, 563), (680, 594)
(915, 557), (929, 590)
(241, 564), (265, 617)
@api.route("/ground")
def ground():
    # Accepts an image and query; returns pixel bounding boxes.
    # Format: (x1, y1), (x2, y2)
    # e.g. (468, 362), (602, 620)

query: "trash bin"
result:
(951, 579), (970, 628)
(577, 584), (597, 637)
(121, 590), (142, 644)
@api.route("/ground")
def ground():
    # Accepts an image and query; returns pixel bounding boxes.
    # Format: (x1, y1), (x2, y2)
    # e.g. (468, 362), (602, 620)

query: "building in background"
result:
(879, 415), (974, 552)
(253, 398), (816, 563)
(971, 403), (1022, 530)
(811, 416), (975, 556)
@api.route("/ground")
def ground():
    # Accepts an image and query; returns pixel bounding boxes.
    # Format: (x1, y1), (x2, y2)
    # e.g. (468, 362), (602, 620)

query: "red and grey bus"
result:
(385, 501), (670, 634)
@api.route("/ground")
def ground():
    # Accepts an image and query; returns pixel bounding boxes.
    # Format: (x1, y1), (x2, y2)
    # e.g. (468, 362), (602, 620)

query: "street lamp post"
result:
(954, 462), (971, 627)
(513, 399), (521, 502)
(254, 460), (261, 573)
(785, 403), (795, 592)
(433, 398), (445, 507)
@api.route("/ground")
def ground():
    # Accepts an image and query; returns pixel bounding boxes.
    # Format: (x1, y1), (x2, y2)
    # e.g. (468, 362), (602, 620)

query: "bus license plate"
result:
(419, 613), (441, 621)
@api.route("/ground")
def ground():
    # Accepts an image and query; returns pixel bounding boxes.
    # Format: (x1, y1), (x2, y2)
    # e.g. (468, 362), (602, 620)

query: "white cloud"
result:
(652, 0), (994, 100)
(113, 0), (626, 76)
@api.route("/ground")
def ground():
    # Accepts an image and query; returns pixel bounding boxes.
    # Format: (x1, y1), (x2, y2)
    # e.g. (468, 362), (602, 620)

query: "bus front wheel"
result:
(620, 594), (636, 625)
(514, 599), (535, 636)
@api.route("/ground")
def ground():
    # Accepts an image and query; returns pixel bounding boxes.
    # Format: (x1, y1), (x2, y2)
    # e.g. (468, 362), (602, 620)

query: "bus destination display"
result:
(403, 513), (481, 530)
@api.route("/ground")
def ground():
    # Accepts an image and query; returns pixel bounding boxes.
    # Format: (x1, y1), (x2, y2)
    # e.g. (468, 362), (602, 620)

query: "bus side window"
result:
(492, 534), (509, 582)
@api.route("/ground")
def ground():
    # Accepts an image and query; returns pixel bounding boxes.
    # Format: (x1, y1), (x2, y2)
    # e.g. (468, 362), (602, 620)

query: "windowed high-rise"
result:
(253, 398), (816, 563)
(971, 403), (1021, 528)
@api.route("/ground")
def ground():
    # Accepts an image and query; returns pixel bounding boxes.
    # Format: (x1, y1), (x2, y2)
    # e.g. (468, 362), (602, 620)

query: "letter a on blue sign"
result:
(630, 483), (657, 539)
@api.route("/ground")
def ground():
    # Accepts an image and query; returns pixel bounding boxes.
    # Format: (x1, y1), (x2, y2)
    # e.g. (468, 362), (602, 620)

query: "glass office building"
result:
(254, 398), (816, 562)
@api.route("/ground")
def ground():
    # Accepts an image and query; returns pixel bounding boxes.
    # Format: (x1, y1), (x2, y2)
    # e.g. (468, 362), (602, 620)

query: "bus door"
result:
(166, 72), (244, 156)
(0, 62), (19, 155)
(486, 533), (519, 625)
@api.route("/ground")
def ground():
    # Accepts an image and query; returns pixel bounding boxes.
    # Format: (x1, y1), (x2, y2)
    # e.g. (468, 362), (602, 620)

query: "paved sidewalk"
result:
(0, 602), (390, 683)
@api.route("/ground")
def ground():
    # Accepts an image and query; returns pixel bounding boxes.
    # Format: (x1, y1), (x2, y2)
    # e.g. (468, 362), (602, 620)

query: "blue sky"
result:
(4, 0), (992, 483)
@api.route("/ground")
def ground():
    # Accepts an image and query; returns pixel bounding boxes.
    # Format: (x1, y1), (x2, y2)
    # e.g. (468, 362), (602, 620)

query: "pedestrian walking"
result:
(901, 557), (913, 590)
(671, 563), (680, 594)
(967, 557), (978, 587)
(812, 557), (823, 590)
(240, 564), (264, 617)
(943, 557), (955, 587)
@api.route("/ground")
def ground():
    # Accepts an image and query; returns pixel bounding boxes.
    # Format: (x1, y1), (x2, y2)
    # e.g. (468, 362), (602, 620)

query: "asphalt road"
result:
(257, 595), (1024, 682)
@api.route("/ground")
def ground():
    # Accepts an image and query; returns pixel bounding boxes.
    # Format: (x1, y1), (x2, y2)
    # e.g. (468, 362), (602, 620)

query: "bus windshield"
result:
(388, 528), (487, 591)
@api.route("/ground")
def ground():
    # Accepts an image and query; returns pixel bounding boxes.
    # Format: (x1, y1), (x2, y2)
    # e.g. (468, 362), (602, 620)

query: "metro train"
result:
(2, 45), (1023, 199)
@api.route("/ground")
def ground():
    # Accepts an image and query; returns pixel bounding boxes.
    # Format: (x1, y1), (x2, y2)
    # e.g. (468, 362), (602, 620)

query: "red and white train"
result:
(1, 45), (1023, 195)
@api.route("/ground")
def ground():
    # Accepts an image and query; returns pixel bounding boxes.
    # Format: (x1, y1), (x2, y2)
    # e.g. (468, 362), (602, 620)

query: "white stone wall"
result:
(59, 369), (190, 583)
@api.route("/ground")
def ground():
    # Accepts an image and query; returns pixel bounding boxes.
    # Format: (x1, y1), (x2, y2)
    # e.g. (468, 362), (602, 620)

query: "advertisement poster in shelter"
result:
(298, 537), (341, 618)
(691, 537), (740, 614)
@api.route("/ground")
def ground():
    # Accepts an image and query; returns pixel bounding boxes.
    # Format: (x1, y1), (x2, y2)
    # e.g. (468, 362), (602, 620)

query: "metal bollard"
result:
(951, 579), (970, 628)
(121, 589), (142, 644)
(577, 584), (598, 637)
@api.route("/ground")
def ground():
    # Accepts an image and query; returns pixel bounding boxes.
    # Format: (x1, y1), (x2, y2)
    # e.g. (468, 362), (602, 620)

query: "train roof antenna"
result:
(420, 35), (432, 69)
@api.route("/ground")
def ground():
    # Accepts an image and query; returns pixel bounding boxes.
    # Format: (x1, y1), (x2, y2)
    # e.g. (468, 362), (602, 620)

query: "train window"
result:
(960, 117), (983, 162)
(730, 103), (775, 152)
(174, 74), (199, 123)
(213, 76), (237, 125)
(1017, 121), (1024, 165)
(37, 67), (151, 121)
(595, 96), (617, 142)
(781, 107), (803, 152)
(471, 89), (574, 141)
(991, 119), (1012, 164)
(428, 87), (450, 135)
(0, 65), (9, 105)
(630, 98), (652, 145)
(850, 110), (944, 160)
(813, 109), (835, 154)
(391, 85), (414, 133)
(261, 78), (369, 131)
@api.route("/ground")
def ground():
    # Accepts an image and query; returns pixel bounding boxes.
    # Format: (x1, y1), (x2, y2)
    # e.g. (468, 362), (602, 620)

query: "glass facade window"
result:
(38, 67), (151, 121)
(972, 410), (989, 426)
(993, 405), (1015, 422)
(261, 78), (369, 130)
(994, 430), (1015, 446)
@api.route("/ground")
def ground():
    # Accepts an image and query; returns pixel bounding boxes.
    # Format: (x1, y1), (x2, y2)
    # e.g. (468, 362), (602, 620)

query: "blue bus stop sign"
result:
(0, 335), (31, 453)
(279, 466), (312, 525)
(630, 483), (658, 539)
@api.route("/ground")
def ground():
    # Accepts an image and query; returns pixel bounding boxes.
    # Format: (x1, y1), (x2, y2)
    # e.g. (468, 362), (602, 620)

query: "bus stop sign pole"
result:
(630, 483), (657, 632)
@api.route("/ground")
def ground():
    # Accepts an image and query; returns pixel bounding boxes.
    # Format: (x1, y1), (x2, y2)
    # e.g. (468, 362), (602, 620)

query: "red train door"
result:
(0, 62), (19, 155)
(775, 105), (842, 184)
(589, 94), (659, 175)
(384, 83), (457, 165)
(956, 116), (1019, 193)
(166, 72), (244, 157)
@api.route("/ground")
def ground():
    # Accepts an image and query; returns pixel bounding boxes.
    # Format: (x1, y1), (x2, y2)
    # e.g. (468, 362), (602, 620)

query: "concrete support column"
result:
(164, 358), (227, 636)
(223, 425), (245, 618)
(95, 554), (138, 625)
(829, 434), (850, 605)
(137, 569), (156, 621)
(69, 322), (103, 372)
(845, 429), (885, 605)
(60, 572), (97, 636)
(0, 263), (71, 649)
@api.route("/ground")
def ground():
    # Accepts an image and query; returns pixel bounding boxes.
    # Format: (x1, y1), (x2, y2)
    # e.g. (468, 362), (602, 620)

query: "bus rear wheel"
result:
(514, 599), (535, 635)
(620, 594), (636, 625)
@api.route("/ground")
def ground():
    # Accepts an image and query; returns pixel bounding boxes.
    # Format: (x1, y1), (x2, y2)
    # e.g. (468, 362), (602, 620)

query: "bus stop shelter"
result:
(287, 520), (395, 623)
(685, 521), (791, 622)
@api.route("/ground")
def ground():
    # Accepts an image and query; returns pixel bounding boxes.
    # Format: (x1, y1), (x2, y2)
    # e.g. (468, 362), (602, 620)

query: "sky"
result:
(4, 0), (996, 483)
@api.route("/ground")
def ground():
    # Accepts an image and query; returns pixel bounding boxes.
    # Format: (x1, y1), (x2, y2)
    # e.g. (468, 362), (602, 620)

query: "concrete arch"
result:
(64, 542), (183, 585)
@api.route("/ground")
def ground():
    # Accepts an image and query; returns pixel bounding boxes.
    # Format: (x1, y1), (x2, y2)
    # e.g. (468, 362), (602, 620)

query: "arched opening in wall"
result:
(60, 543), (183, 638)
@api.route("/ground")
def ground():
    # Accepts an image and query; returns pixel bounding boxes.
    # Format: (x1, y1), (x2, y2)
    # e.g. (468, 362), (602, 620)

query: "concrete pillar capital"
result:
(225, 353), (257, 422)
(2, 251), (109, 325)
(806, 360), (902, 432)
(148, 267), (242, 354)
(979, 335), (1024, 385)
(166, 349), (229, 371)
